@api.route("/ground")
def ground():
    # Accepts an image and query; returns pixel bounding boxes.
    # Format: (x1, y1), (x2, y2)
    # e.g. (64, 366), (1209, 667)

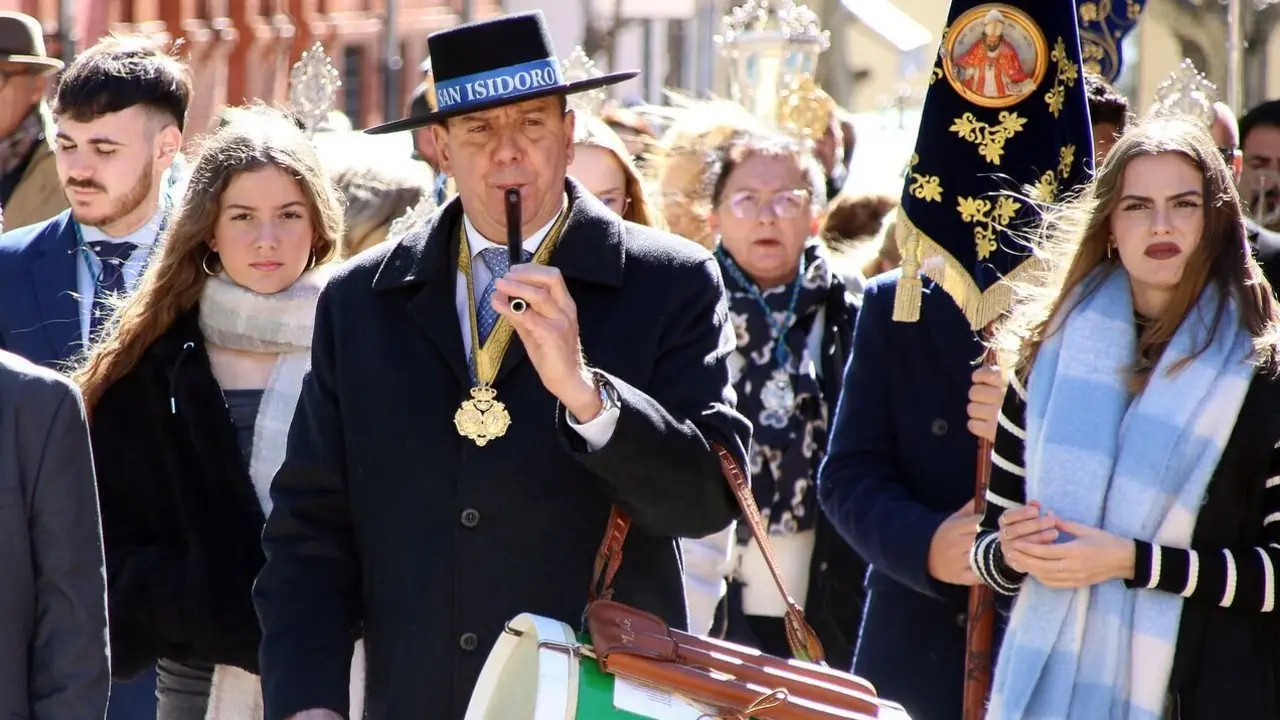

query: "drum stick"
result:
(506, 189), (527, 315)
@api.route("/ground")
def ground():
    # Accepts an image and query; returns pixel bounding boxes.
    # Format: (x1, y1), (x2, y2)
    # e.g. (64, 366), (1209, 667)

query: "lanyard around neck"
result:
(456, 208), (570, 384)
(717, 245), (808, 369)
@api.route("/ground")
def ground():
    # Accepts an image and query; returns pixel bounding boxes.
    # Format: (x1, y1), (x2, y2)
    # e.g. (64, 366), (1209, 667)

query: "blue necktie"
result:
(475, 246), (532, 347)
(87, 239), (137, 339)
(88, 239), (136, 294)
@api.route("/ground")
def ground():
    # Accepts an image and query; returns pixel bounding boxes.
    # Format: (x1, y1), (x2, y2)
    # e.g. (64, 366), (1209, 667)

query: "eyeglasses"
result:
(596, 192), (631, 216)
(723, 189), (811, 220)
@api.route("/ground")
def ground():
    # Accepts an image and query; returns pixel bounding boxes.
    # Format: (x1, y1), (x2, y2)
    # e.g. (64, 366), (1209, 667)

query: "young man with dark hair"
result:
(0, 35), (190, 368)
(1239, 100), (1280, 230)
(1239, 98), (1280, 175)
(1084, 72), (1129, 164)
(0, 34), (191, 720)
(1231, 99), (1280, 287)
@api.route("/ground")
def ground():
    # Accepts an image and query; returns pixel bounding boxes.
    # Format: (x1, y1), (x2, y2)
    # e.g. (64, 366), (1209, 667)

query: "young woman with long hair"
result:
(74, 107), (356, 720)
(972, 116), (1280, 719)
(567, 113), (660, 227)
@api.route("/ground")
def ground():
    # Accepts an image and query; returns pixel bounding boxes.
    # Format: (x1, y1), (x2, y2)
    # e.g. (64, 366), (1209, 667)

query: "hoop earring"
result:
(306, 247), (318, 271)
(202, 249), (221, 275)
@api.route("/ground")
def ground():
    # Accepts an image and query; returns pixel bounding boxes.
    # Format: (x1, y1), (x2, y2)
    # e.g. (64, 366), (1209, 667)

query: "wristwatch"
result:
(596, 373), (619, 414)
(580, 370), (618, 423)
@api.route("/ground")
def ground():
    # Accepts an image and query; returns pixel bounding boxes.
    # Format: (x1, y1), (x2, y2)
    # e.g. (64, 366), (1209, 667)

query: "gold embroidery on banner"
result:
(907, 153), (944, 202)
(1044, 36), (1080, 118)
(1058, 144), (1076, 179)
(1032, 171), (1059, 203)
(958, 195), (1023, 261)
(950, 111), (1027, 165)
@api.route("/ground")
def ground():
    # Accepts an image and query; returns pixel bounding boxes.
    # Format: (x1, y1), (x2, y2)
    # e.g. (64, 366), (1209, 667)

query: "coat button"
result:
(459, 632), (479, 651)
(931, 419), (949, 436)
(461, 508), (480, 527)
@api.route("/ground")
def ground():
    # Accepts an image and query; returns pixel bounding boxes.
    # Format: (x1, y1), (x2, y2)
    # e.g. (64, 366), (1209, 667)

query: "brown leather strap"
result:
(588, 442), (826, 664)
(589, 506), (630, 601)
(714, 445), (825, 664)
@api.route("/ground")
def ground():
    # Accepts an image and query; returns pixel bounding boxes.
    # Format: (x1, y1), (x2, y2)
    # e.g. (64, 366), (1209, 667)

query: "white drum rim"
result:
(464, 613), (581, 720)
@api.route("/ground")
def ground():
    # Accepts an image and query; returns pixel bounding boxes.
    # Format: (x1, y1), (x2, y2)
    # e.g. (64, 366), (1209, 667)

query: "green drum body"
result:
(465, 614), (723, 720)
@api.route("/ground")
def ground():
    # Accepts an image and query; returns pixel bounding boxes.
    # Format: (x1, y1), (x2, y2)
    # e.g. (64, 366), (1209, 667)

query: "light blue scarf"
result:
(988, 266), (1255, 720)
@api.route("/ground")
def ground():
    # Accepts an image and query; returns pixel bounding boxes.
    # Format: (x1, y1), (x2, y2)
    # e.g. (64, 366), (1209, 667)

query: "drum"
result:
(465, 613), (715, 720)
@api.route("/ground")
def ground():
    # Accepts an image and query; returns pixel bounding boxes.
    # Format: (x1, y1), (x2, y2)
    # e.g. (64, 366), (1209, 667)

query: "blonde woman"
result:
(649, 100), (765, 248)
(568, 113), (659, 227)
(74, 108), (362, 720)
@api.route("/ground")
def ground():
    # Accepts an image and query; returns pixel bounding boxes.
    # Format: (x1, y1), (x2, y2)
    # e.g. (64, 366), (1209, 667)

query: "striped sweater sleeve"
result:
(971, 375), (1030, 595)
(1125, 446), (1280, 612)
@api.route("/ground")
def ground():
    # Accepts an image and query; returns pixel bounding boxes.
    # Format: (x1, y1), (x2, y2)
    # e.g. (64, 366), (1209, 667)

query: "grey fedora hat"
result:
(0, 12), (64, 73)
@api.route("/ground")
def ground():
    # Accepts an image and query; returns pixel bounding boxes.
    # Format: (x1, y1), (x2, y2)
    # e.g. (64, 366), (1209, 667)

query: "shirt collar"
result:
(461, 195), (567, 260)
(79, 198), (167, 247)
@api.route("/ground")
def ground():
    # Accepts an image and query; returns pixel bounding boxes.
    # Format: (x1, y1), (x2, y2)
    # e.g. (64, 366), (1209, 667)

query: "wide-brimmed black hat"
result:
(366, 11), (636, 135)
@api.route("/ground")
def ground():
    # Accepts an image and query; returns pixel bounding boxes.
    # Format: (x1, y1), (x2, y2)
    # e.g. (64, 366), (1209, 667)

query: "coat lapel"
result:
(493, 181), (625, 384)
(28, 213), (83, 363)
(918, 279), (984, 391)
(374, 198), (470, 385)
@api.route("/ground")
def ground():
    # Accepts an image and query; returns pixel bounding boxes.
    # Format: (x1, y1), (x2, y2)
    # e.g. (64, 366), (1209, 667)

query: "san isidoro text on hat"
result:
(435, 58), (563, 111)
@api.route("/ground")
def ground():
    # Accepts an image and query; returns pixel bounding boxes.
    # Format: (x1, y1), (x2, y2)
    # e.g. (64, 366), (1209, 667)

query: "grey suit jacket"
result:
(0, 349), (109, 719)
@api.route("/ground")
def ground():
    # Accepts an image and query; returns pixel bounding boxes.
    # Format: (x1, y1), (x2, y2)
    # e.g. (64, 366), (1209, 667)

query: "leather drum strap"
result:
(589, 506), (630, 602)
(588, 443), (826, 664)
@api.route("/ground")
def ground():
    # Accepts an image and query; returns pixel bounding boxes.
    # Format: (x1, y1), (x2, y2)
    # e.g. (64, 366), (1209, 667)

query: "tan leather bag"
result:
(583, 445), (910, 720)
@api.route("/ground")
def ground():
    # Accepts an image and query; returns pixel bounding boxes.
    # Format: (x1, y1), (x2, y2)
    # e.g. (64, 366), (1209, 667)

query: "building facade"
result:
(1, 0), (501, 142)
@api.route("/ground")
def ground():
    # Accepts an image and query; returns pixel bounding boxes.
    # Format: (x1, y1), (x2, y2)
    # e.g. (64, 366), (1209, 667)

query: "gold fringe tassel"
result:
(892, 220), (923, 322)
(892, 214), (1046, 330)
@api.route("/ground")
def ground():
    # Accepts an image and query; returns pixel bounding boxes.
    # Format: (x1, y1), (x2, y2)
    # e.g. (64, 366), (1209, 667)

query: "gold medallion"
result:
(454, 386), (512, 446)
(452, 205), (570, 446)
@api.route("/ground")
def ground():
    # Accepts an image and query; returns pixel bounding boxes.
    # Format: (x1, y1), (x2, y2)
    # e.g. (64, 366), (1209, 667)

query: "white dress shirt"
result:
(75, 202), (166, 345)
(456, 205), (619, 450)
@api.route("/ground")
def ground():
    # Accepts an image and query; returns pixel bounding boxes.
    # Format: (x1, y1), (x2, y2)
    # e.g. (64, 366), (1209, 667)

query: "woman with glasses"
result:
(698, 128), (867, 669)
(567, 114), (659, 227)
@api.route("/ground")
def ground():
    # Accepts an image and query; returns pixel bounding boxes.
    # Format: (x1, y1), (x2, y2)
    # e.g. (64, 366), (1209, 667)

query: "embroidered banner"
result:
(893, 0), (1095, 329)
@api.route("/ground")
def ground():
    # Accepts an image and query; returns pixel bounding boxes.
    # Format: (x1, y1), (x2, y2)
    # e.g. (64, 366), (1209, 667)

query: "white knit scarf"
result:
(196, 268), (366, 720)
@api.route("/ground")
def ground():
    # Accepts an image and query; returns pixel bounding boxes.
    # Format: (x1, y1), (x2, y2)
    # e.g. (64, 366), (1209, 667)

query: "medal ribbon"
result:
(715, 245), (807, 370)
(457, 208), (570, 386)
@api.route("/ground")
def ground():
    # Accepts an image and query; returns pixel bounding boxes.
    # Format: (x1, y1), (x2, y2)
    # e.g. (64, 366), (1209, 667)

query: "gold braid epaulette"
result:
(891, 213), (1046, 330)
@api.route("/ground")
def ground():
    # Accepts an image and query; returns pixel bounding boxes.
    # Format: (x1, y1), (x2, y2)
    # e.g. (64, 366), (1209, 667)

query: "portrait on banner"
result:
(943, 4), (1048, 109)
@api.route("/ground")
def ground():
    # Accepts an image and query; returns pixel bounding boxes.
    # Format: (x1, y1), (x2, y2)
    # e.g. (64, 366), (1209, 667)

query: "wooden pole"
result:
(963, 344), (999, 720)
